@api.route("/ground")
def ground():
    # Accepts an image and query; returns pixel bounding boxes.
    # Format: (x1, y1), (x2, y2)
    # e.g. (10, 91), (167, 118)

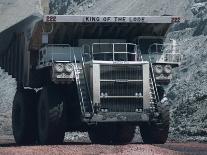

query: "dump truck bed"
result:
(0, 14), (184, 87)
(42, 15), (184, 41)
(44, 15), (183, 23)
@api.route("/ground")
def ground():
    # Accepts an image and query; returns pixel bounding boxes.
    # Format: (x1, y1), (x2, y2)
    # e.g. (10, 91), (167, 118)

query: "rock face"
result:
(191, 0), (207, 18)
(49, 0), (193, 18)
(0, 0), (42, 33)
(0, 70), (16, 136)
(49, 0), (95, 15)
(166, 0), (207, 141)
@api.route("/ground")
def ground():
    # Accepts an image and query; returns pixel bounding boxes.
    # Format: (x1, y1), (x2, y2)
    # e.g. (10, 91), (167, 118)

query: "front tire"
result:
(140, 102), (170, 144)
(114, 125), (135, 144)
(37, 85), (65, 145)
(88, 124), (135, 144)
(12, 89), (37, 145)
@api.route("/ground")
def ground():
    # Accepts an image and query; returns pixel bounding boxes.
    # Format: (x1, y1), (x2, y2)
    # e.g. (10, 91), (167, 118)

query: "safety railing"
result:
(91, 43), (142, 61)
(148, 43), (182, 64)
(81, 53), (94, 114)
(72, 48), (94, 115)
(38, 44), (72, 66)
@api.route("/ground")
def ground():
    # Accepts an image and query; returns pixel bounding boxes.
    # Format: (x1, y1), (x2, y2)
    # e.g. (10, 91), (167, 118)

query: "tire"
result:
(140, 101), (170, 144)
(114, 125), (135, 144)
(157, 85), (165, 100)
(62, 86), (83, 131)
(37, 85), (65, 145)
(88, 124), (135, 144)
(12, 89), (37, 145)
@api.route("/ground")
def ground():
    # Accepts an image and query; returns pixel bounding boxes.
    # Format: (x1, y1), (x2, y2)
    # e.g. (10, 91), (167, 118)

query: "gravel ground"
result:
(1, 137), (207, 155)
(0, 145), (183, 155)
(0, 139), (188, 155)
(1, 135), (207, 155)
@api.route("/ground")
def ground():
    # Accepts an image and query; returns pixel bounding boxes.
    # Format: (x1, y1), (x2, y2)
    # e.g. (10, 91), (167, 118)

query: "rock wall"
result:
(167, 0), (207, 142)
(49, 0), (193, 18)
(49, 0), (95, 15)
(0, 71), (16, 136)
(0, 0), (42, 33)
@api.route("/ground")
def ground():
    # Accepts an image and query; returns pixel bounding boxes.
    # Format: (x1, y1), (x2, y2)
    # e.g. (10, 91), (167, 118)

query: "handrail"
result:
(149, 62), (160, 103)
(82, 44), (94, 61)
(91, 43), (138, 61)
(93, 52), (137, 54)
(72, 49), (94, 115)
(148, 43), (182, 64)
(39, 44), (72, 66)
(148, 50), (160, 103)
(72, 49), (86, 114)
(47, 44), (71, 47)
(81, 54), (94, 114)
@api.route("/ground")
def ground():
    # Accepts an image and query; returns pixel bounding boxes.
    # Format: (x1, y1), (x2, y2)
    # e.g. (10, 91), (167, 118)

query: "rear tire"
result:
(12, 89), (37, 145)
(37, 85), (65, 145)
(88, 124), (135, 144)
(140, 102), (170, 144)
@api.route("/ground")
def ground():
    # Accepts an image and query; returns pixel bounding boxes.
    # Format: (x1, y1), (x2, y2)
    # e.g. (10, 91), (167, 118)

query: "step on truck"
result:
(1, 15), (183, 145)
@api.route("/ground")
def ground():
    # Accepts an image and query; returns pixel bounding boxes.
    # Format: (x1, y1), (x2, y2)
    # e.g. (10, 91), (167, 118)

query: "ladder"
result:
(73, 54), (93, 118)
(149, 63), (160, 104)
(147, 49), (160, 104)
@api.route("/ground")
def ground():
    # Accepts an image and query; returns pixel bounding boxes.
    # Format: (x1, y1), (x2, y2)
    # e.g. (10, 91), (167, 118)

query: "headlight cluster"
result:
(65, 63), (73, 73)
(164, 65), (172, 74)
(54, 63), (73, 73)
(154, 65), (172, 75)
(154, 65), (163, 74)
(55, 63), (64, 72)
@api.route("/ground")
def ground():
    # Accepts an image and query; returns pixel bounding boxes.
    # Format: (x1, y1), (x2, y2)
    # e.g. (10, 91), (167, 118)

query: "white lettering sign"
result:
(113, 61), (129, 64)
(44, 15), (183, 24)
(84, 16), (146, 23)
(130, 17), (145, 23)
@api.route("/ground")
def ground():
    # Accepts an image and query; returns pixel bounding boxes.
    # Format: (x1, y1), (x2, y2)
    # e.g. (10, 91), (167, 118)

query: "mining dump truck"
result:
(0, 15), (183, 145)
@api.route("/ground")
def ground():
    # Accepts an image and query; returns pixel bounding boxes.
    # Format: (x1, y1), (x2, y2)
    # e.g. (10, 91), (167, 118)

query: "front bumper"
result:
(84, 112), (149, 123)
(52, 76), (74, 84)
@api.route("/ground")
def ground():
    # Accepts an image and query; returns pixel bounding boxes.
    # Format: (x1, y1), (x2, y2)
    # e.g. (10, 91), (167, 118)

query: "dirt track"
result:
(0, 137), (207, 155)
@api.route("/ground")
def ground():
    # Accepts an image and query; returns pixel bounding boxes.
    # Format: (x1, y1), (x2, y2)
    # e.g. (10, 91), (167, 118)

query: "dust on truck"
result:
(1, 15), (183, 145)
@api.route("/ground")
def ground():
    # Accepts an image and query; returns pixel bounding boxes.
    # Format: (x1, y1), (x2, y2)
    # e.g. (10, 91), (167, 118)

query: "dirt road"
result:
(0, 137), (207, 155)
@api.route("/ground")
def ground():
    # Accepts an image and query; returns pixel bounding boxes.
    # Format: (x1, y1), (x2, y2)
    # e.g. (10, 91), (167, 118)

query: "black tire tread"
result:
(12, 89), (37, 145)
(38, 85), (65, 145)
(140, 102), (170, 144)
(88, 124), (135, 144)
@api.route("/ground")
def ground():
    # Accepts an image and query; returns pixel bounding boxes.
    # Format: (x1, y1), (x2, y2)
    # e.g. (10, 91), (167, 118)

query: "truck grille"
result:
(101, 98), (143, 112)
(100, 65), (143, 80)
(100, 82), (143, 96)
(100, 65), (143, 112)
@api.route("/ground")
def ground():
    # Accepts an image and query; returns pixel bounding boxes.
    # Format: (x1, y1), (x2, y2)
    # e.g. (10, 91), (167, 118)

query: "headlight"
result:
(65, 63), (73, 73)
(55, 63), (64, 72)
(154, 65), (163, 74)
(164, 65), (172, 74)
